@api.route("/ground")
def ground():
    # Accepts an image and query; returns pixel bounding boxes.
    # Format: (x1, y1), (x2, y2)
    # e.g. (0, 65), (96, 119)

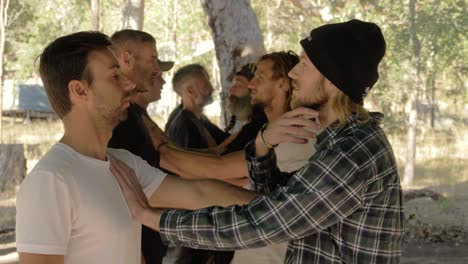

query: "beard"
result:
(290, 91), (329, 111)
(94, 104), (127, 129)
(195, 94), (213, 107)
(227, 94), (252, 120)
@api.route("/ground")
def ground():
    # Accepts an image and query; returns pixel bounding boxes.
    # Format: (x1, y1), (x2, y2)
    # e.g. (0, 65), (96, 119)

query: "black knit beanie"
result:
(300, 19), (386, 104)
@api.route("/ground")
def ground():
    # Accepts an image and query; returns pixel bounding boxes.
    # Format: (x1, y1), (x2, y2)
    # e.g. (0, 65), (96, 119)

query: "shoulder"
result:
(29, 143), (77, 180)
(167, 110), (197, 130)
(323, 120), (393, 174)
(107, 148), (139, 167)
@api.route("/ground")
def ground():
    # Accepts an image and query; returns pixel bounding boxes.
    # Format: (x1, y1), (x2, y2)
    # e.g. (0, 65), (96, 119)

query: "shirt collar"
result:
(315, 112), (384, 150)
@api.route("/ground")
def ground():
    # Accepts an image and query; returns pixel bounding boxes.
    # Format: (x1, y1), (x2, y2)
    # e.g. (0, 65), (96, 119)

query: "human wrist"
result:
(259, 123), (277, 149)
(141, 208), (162, 231)
(255, 132), (270, 157)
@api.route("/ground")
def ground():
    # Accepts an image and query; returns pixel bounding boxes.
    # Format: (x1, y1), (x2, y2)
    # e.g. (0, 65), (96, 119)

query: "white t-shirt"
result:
(16, 143), (166, 264)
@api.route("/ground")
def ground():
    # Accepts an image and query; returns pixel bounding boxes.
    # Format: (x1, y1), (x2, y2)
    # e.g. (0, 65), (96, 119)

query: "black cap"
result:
(235, 63), (256, 81)
(300, 19), (386, 104)
(158, 59), (174, 72)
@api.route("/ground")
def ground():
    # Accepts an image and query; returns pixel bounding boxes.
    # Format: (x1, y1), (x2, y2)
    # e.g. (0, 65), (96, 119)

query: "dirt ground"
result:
(1, 182), (467, 263)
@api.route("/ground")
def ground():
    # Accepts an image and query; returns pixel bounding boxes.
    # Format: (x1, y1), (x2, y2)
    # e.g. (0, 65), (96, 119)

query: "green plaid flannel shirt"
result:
(160, 112), (405, 263)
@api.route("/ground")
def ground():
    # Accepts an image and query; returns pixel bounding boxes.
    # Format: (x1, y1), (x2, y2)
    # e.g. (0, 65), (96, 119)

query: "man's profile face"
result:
(229, 75), (250, 98)
(132, 42), (165, 102)
(289, 52), (329, 110)
(194, 73), (214, 107)
(86, 48), (136, 127)
(248, 59), (282, 108)
(227, 75), (252, 119)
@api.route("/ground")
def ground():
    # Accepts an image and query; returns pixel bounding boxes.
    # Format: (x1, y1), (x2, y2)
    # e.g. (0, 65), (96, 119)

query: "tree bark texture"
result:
(403, 0), (420, 186)
(0, 0), (8, 143)
(91, 0), (100, 31)
(202, 0), (265, 126)
(0, 144), (26, 193)
(121, 0), (144, 30)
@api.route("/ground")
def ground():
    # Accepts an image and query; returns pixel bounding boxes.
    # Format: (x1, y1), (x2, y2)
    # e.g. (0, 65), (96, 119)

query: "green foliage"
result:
(5, 0), (91, 79)
(144, 0), (215, 79)
(3, 0), (466, 125)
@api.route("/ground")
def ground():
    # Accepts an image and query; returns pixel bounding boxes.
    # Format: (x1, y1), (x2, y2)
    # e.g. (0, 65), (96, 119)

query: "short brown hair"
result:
(39, 31), (112, 118)
(110, 29), (155, 48)
(258, 51), (299, 111)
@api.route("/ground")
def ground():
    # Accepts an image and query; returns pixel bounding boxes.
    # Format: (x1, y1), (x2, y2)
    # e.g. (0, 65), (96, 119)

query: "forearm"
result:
(160, 145), (248, 180)
(19, 253), (64, 264)
(193, 179), (259, 208)
(140, 208), (163, 231)
(158, 193), (311, 251)
(245, 141), (284, 193)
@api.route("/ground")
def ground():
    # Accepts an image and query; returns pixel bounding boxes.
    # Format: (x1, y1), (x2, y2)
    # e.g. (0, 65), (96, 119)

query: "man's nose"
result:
(288, 64), (299, 79)
(228, 84), (236, 96)
(154, 60), (162, 74)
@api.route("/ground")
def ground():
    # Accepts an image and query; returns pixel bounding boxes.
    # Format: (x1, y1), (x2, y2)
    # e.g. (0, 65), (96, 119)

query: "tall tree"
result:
(202, 0), (265, 125)
(121, 0), (144, 30)
(403, 0), (421, 186)
(0, 0), (9, 143)
(91, 0), (100, 31)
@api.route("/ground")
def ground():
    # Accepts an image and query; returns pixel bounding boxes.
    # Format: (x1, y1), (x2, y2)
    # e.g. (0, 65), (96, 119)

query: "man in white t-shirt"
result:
(15, 31), (258, 264)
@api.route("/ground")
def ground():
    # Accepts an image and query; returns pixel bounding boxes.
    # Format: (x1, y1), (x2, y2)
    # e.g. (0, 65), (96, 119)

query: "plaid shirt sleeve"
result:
(159, 142), (370, 251)
(244, 141), (293, 193)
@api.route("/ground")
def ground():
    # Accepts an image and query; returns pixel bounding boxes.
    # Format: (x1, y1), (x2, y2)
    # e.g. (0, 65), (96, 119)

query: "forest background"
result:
(0, 0), (466, 262)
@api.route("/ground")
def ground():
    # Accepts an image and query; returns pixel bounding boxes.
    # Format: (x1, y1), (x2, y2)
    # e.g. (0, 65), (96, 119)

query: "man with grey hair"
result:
(166, 64), (229, 149)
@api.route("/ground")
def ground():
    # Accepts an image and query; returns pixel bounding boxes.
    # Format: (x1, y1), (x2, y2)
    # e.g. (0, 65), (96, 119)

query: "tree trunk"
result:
(403, 0), (421, 186)
(0, 144), (26, 193)
(202, 0), (265, 126)
(91, 0), (100, 31)
(121, 0), (144, 30)
(0, 0), (9, 144)
(430, 75), (436, 128)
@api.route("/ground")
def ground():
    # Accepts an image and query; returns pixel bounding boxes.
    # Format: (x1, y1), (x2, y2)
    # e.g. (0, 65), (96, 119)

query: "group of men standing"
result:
(15, 19), (404, 264)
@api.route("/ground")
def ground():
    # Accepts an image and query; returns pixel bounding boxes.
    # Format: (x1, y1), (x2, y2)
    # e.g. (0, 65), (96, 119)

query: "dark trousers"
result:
(142, 226), (167, 263)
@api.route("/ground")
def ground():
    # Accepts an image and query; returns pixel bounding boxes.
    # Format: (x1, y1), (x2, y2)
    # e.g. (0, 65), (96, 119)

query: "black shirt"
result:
(108, 103), (166, 264)
(166, 109), (229, 149)
(222, 110), (268, 155)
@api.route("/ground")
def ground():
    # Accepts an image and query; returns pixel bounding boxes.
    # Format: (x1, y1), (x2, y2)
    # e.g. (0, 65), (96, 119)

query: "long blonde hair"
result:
(331, 90), (370, 127)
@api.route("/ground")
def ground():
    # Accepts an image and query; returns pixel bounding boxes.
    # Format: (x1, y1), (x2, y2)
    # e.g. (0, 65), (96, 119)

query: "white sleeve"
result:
(109, 148), (167, 198)
(132, 154), (167, 198)
(16, 170), (72, 255)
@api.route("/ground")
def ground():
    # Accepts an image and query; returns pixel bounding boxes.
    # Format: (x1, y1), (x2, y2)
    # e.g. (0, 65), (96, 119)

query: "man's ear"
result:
(184, 85), (197, 98)
(278, 78), (290, 93)
(121, 51), (134, 69)
(68, 80), (89, 104)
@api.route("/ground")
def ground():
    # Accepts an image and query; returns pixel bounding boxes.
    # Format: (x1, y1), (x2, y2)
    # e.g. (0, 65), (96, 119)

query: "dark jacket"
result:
(166, 109), (229, 149)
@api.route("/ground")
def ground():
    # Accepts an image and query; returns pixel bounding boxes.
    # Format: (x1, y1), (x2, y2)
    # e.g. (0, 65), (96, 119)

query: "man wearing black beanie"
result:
(110, 20), (404, 264)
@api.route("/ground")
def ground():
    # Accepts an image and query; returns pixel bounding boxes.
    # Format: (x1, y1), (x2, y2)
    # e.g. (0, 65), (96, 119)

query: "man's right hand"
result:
(255, 107), (320, 157)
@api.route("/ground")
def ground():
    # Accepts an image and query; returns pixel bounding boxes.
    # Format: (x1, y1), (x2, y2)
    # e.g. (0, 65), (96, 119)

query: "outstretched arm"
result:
(141, 115), (249, 182)
(19, 253), (64, 264)
(110, 158), (258, 211)
(159, 145), (249, 181)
